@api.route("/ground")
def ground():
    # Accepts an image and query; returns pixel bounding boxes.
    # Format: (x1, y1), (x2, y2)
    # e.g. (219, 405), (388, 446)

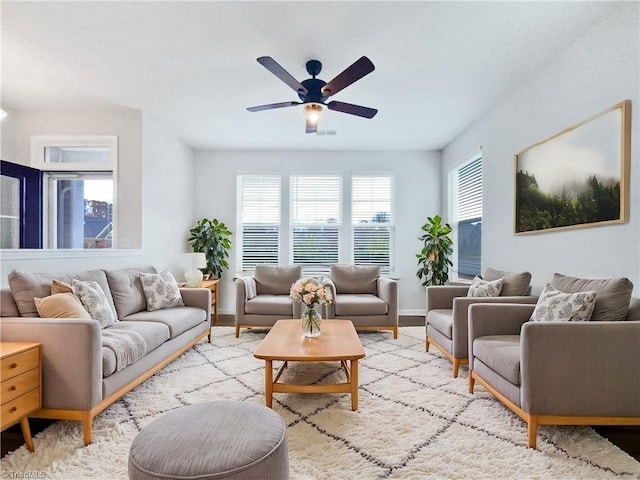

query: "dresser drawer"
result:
(0, 388), (40, 430)
(1, 348), (39, 381)
(1, 367), (40, 404)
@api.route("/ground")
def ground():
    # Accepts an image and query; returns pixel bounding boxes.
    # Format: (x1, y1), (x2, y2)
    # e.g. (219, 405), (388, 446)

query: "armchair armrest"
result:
(520, 321), (640, 416)
(450, 296), (538, 357)
(377, 277), (398, 321)
(426, 285), (470, 311)
(179, 288), (211, 317)
(468, 303), (535, 369)
(0, 317), (102, 410)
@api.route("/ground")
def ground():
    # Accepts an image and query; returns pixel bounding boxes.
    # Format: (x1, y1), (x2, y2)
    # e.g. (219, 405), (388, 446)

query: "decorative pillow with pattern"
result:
(139, 270), (184, 311)
(72, 280), (117, 328)
(467, 276), (504, 297)
(529, 284), (596, 322)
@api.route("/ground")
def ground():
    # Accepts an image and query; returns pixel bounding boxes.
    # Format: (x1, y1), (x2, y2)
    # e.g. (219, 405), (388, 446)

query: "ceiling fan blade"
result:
(257, 56), (308, 95)
(327, 101), (377, 119)
(305, 117), (318, 134)
(247, 101), (301, 112)
(321, 56), (375, 97)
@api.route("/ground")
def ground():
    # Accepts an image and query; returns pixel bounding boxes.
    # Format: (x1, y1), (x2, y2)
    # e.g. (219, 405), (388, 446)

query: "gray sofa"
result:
(0, 267), (211, 446)
(468, 274), (640, 448)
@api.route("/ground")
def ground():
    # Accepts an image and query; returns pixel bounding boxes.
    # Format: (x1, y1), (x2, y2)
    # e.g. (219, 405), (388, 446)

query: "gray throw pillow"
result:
(467, 276), (504, 297)
(72, 279), (117, 328)
(139, 270), (185, 311)
(550, 273), (633, 322)
(483, 267), (532, 296)
(529, 284), (596, 322)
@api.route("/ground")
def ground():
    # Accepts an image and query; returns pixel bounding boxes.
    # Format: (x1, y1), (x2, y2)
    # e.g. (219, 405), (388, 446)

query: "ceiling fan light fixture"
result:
(304, 103), (323, 124)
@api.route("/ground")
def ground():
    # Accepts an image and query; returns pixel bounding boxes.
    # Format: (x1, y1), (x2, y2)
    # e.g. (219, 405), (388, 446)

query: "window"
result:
(454, 155), (482, 279)
(32, 135), (118, 249)
(352, 175), (393, 273)
(237, 175), (280, 272)
(290, 175), (341, 274)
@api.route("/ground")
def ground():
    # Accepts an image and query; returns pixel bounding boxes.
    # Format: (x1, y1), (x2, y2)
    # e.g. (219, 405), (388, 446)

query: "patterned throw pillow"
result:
(139, 270), (184, 312)
(467, 276), (504, 297)
(72, 280), (117, 328)
(529, 284), (596, 322)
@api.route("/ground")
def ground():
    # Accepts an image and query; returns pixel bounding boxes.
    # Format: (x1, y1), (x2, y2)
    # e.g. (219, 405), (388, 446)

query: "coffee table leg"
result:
(265, 359), (273, 408)
(351, 359), (359, 411)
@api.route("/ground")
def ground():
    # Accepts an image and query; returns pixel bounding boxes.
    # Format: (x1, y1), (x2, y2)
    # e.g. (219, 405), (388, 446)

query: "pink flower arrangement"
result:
(289, 278), (333, 306)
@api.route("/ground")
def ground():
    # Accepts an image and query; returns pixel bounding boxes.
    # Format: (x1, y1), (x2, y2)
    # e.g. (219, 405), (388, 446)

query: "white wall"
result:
(193, 150), (441, 314)
(0, 111), (196, 285)
(442, 3), (640, 294)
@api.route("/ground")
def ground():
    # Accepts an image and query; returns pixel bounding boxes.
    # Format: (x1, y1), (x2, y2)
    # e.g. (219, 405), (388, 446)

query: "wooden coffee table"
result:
(254, 319), (366, 411)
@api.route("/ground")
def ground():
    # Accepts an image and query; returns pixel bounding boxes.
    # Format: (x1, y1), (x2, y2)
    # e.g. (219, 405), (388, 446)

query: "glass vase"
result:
(302, 304), (321, 337)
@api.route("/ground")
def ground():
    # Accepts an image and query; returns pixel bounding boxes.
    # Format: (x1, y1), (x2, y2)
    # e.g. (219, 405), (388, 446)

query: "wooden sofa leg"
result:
(208, 328), (212, 343)
(452, 359), (460, 378)
(468, 371), (475, 393)
(83, 412), (93, 446)
(393, 327), (398, 339)
(235, 325), (240, 338)
(425, 337), (430, 352)
(527, 415), (538, 449)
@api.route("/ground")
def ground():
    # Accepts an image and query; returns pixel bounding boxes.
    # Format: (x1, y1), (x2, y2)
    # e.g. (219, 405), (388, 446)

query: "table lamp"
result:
(185, 252), (207, 287)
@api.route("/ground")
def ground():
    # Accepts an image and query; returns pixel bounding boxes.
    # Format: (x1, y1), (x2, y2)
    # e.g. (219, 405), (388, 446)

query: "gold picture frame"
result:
(514, 100), (631, 235)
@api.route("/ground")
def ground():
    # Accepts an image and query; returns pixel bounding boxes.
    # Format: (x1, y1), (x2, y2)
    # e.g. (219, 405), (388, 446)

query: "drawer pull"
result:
(9, 363), (18, 369)
(10, 407), (17, 413)
(9, 385), (17, 391)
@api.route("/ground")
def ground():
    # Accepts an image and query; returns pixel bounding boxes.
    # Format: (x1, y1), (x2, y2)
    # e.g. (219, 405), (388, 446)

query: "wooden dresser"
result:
(1, 342), (42, 452)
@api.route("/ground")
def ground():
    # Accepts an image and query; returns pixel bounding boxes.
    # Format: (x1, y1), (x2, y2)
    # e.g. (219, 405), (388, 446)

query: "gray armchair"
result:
(468, 275), (640, 449)
(235, 265), (302, 337)
(323, 264), (398, 338)
(425, 268), (536, 377)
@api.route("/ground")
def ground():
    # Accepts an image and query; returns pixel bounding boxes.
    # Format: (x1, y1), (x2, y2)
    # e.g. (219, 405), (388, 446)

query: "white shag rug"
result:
(2, 327), (639, 479)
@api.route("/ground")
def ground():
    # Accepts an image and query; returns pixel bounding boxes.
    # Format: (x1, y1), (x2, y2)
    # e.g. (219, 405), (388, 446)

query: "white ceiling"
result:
(1, 1), (613, 151)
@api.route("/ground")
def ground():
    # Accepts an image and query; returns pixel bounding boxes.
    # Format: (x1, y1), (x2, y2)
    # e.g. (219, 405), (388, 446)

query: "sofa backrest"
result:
(105, 267), (157, 318)
(1, 288), (19, 317)
(625, 297), (640, 321)
(483, 267), (532, 296)
(330, 264), (379, 295)
(254, 265), (302, 295)
(7, 269), (118, 318)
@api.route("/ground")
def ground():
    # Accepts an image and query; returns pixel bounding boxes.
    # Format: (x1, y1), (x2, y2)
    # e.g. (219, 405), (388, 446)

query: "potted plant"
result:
(416, 215), (453, 286)
(188, 218), (232, 279)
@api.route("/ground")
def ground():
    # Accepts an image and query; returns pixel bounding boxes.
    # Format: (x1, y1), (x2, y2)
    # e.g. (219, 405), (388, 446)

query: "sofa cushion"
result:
(245, 295), (293, 316)
(529, 284), (596, 322)
(473, 335), (521, 385)
(73, 279), (117, 328)
(334, 294), (387, 316)
(331, 264), (379, 295)
(122, 307), (206, 339)
(34, 292), (91, 319)
(483, 268), (532, 296)
(254, 265), (302, 295)
(101, 329), (147, 378)
(8, 269), (117, 318)
(105, 267), (157, 318)
(468, 276), (504, 297)
(427, 309), (453, 339)
(550, 273), (633, 322)
(140, 270), (185, 311)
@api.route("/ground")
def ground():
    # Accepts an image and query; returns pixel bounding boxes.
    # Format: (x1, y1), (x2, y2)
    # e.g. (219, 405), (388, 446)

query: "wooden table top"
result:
(254, 319), (365, 362)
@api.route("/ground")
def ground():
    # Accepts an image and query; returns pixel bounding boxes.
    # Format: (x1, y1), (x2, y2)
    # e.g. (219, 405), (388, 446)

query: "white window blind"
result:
(237, 175), (280, 272)
(352, 175), (393, 273)
(455, 156), (482, 278)
(291, 175), (341, 274)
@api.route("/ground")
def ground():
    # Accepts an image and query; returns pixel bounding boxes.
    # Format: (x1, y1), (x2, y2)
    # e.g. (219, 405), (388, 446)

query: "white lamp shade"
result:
(191, 252), (207, 269)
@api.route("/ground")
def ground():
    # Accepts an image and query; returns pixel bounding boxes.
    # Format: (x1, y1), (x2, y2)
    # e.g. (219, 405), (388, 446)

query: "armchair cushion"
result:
(472, 335), (521, 385)
(254, 265), (301, 295)
(483, 267), (532, 296)
(529, 284), (596, 322)
(427, 309), (454, 338)
(550, 273), (633, 322)
(330, 264), (379, 294)
(245, 295), (293, 316)
(334, 294), (388, 316)
(467, 276), (504, 297)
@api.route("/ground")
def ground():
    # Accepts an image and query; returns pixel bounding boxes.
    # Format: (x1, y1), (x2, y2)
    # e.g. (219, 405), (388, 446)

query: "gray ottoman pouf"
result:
(128, 401), (289, 480)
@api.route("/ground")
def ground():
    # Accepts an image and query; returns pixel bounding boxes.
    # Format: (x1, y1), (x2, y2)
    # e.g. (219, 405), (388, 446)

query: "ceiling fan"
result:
(247, 56), (378, 134)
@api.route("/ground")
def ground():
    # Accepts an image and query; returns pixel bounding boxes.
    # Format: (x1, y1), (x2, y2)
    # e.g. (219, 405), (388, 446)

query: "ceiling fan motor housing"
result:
(299, 78), (328, 103)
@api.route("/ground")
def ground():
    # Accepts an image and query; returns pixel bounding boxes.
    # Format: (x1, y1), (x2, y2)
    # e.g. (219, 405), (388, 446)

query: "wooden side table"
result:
(1, 342), (42, 452)
(200, 279), (220, 324)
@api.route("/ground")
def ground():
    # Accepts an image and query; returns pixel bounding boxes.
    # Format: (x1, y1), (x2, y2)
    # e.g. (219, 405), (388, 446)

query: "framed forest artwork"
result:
(514, 100), (631, 234)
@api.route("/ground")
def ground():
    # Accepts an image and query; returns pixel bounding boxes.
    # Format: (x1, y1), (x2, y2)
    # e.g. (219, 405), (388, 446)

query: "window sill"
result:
(0, 249), (143, 261)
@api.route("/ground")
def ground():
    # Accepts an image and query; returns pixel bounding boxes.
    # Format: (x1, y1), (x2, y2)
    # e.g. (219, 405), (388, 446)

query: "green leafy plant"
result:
(416, 215), (453, 286)
(188, 218), (232, 279)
